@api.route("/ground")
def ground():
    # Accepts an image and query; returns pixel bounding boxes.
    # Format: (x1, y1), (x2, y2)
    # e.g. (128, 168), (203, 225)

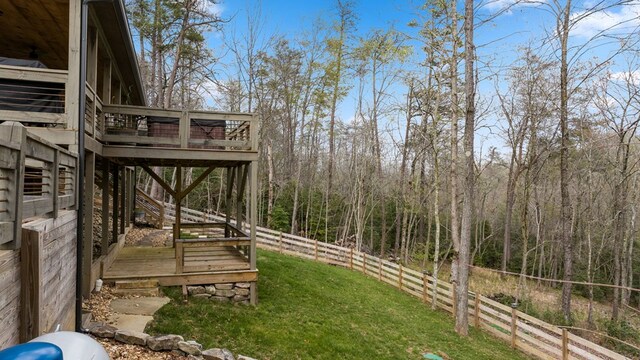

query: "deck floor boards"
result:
(103, 245), (253, 285)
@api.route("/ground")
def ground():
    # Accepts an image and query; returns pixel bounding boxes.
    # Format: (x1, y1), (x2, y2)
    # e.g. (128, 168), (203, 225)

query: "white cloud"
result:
(483, 0), (548, 12)
(570, 2), (640, 38)
(610, 70), (640, 85)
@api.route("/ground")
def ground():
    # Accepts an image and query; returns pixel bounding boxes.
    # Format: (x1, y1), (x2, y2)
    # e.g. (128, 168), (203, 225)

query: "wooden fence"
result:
(161, 203), (628, 360)
(0, 122), (77, 250)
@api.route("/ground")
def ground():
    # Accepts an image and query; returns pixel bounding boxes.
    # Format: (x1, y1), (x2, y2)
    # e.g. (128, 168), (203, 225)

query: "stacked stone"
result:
(186, 282), (251, 304)
(88, 324), (257, 360)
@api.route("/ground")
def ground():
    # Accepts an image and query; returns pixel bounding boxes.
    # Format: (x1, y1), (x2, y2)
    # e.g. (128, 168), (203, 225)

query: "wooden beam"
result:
(0, 122), (25, 250)
(140, 164), (176, 198)
(112, 164), (119, 245)
(225, 167), (235, 237)
(119, 166), (126, 234)
(66, 0), (81, 134)
(102, 146), (259, 163)
(101, 160), (110, 256)
(236, 165), (249, 231)
(82, 152), (95, 297)
(174, 166), (182, 245)
(176, 166), (216, 201)
(20, 229), (42, 342)
(249, 161), (258, 305)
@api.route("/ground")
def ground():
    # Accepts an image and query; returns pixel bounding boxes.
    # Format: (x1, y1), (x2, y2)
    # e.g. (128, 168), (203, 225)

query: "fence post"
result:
(511, 307), (517, 348)
(378, 259), (382, 281)
(562, 329), (569, 360)
(314, 239), (318, 261)
(474, 295), (480, 328)
(362, 253), (366, 274)
(279, 232), (283, 253)
(349, 248), (353, 269)
(398, 264), (403, 290)
(422, 274), (428, 303)
(176, 241), (184, 274)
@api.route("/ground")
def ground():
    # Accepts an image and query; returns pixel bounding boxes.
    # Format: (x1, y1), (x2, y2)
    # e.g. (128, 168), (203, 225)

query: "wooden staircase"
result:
(113, 279), (160, 297)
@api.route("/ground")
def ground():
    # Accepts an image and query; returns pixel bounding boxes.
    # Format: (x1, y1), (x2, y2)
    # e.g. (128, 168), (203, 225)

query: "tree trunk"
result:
(455, 0), (475, 336)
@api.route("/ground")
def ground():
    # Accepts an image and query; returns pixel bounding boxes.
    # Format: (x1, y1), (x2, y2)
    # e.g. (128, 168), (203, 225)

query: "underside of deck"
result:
(102, 246), (257, 286)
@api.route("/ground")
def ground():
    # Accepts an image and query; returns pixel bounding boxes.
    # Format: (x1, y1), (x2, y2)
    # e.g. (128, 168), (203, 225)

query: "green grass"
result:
(148, 250), (532, 360)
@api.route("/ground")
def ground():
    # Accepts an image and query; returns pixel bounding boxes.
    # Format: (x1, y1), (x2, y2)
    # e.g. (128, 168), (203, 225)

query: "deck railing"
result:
(161, 203), (629, 360)
(135, 187), (164, 229)
(101, 104), (258, 151)
(173, 221), (251, 274)
(0, 64), (67, 125)
(0, 122), (77, 250)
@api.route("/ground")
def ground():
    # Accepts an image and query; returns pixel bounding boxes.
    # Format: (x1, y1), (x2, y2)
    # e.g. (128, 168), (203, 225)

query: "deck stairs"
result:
(113, 279), (160, 297)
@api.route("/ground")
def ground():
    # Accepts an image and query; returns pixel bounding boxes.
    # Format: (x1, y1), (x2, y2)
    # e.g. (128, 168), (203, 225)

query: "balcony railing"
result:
(101, 104), (258, 152)
(0, 64), (67, 124)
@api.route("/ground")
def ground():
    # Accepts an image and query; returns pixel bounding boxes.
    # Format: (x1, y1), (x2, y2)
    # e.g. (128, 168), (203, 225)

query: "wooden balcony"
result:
(100, 104), (259, 167)
(0, 64), (67, 125)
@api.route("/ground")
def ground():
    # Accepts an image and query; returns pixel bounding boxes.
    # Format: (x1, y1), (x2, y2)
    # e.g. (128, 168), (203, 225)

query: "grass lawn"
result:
(148, 249), (532, 360)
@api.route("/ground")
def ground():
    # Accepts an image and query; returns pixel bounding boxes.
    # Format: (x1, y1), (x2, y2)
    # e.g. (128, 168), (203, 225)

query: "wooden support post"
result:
(511, 307), (517, 348)
(279, 232), (283, 253)
(179, 111), (189, 148)
(0, 122), (25, 250)
(119, 166), (125, 234)
(225, 167), (235, 237)
(101, 160), (110, 255)
(236, 165), (248, 232)
(174, 166), (182, 245)
(20, 229), (42, 342)
(474, 295), (480, 328)
(349, 248), (353, 269)
(378, 260), (382, 281)
(562, 329), (569, 360)
(82, 151), (95, 297)
(398, 264), (403, 290)
(249, 162), (258, 305)
(52, 150), (59, 219)
(362, 253), (366, 274)
(314, 240), (318, 260)
(175, 241), (184, 274)
(67, 0), (81, 134)
(112, 164), (119, 245)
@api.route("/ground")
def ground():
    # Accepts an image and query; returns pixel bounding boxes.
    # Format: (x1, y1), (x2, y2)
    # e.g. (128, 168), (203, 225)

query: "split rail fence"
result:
(161, 203), (627, 360)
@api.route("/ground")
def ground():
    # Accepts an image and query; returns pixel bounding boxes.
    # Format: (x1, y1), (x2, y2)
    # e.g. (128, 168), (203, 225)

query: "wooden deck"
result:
(102, 245), (257, 286)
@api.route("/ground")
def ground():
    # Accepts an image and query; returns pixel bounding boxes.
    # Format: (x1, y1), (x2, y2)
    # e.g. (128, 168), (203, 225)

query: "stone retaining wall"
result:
(89, 324), (257, 360)
(186, 282), (252, 304)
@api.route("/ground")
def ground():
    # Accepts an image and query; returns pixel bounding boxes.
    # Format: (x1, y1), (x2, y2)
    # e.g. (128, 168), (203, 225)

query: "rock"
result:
(187, 286), (206, 295)
(178, 340), (203, 355)
(235, 283), (251, 289)
(235, 288), (250, 296)
(211, 296), (230, 303)
(187, 355), (204, 360)
(202, 348), (235, 360)
(193, 293), (212, 299)
(89, 324), (117, 338)
(237, 356), (257, 360)
(147, 334), (184, 351)
(215, 283), (234, 290)
(205, 285), (217, 295)
(216, 289), (235, 297)
(232, 295), (248, 302)
(211, 296), (231, 302)
(114, 329), (149, 346)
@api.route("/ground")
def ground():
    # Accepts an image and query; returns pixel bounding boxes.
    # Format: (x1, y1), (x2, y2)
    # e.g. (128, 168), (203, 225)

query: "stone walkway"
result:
(107, 297), (170, 332)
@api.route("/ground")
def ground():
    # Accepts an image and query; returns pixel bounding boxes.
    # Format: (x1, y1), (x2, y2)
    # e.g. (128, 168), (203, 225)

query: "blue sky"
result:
(204, 0), (640, 155)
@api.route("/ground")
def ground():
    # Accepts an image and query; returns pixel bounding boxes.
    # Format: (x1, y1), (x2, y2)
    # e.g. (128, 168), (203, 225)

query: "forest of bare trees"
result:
(127, 0), (640, 349)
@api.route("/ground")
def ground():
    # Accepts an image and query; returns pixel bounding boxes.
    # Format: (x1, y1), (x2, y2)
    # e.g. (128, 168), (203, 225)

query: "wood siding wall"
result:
(0, 250), (20, 349)
(22, 210), (77, 340)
